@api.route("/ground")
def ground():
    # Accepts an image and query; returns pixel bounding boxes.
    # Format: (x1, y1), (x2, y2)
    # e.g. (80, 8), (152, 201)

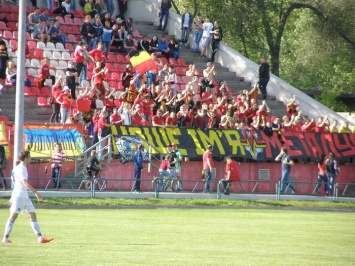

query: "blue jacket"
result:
(133, 150), (143, 170)
(158, 40), (169, 51)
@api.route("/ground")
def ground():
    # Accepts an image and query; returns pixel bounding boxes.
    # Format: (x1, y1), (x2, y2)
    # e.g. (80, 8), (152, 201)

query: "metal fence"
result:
(1, 176), (353, 202)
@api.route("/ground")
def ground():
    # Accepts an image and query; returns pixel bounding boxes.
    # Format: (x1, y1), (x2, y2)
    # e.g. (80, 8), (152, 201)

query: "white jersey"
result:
(12, 162), (29, 198)
(202, 22), (213, 37)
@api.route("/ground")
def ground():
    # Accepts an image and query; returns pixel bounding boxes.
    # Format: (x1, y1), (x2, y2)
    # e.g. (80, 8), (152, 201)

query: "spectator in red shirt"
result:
(201, 86), (213, 106)
(194, 109), (208, 130)
(110, 108), (123, 125)
(159, 154), (173, 179)
(49, 77), (64, 124)
(220, 156), (240, 195)
(39, 57), (56, 88)
(73, 41), (86, 82)
(92, 61), (108, 98)
(88, 42), (106, 65)
(301, 118), (315, 132)
(152, 109), (165, 127)
(315, 115), (329, 133)
(92, 109), (100, 145)
(286, 95), (299, 118)
(97, 110), (111, 159)
(56, 86), (73, 124)
(202, 145), (214, 193)
(131, 104), (144, 126)
(141, 94), (155, 125)
(103, 88), (116, 114)
(165, 112), (178, 128)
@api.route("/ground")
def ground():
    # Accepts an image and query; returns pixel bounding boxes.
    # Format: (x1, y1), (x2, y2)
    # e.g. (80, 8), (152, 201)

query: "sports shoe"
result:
(39, 237), (54, 244)
(2, 239), (11, 243)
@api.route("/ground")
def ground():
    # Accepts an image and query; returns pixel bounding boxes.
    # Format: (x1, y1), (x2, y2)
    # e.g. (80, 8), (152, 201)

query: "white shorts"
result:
(201, 37), (211, 48)
(10, 197), (36, 214)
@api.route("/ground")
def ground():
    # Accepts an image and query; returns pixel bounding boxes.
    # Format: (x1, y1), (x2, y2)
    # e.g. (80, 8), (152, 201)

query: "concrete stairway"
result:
(0, 87), (51, 123)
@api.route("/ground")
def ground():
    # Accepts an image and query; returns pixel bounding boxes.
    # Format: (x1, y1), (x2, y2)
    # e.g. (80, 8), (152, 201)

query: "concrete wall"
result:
(3, 161), (354, 194)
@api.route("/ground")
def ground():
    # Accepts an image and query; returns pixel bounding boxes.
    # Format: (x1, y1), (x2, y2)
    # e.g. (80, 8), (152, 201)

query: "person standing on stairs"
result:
(200, 16), (213, 59)
(180, 6), (194, 47)
(158, 0), (172, 31)
(210, 21), (223, 63)
(258, 58), (270, 100)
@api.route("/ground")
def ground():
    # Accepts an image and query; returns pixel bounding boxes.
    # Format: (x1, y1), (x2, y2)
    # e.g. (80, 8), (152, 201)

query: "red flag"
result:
(129, 51), (156, 74)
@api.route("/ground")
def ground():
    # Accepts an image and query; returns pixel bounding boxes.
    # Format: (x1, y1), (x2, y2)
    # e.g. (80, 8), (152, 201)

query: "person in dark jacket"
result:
(158, 0), (172, 31)
(132, 144), (144, 193)
(0, 145), (7, 190)
(258, 58), (270, 100)
(210, 21), (223, 62)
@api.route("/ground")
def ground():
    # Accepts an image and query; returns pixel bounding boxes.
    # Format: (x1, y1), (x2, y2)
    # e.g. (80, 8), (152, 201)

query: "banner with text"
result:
(23, 124), (86, 158)
(111, 126), (355, 160)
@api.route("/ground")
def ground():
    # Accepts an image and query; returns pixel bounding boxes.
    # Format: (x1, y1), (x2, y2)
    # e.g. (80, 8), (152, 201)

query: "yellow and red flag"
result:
(129, 50), (156, 74)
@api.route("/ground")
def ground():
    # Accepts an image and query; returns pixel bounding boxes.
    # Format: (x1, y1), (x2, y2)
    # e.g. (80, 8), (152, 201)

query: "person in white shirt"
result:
(2, 150), (54, 244)
(200, 16), (213, 58)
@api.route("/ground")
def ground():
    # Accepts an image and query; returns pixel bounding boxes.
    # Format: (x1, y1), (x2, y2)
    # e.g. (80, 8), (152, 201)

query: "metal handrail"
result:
(74, 134), (112, 177)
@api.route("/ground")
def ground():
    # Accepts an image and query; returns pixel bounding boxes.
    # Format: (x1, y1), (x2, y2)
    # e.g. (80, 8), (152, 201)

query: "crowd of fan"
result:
(0, 1), (354, 138)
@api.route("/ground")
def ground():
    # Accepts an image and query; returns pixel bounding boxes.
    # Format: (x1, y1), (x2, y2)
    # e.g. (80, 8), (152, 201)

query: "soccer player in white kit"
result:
(2, 150), (53, 244)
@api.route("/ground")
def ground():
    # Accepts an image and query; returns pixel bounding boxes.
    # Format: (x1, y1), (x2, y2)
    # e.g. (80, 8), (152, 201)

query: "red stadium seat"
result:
(133, 29), (143, 39)
(32, 87), (45, 97)
(8, 13), (18, 22)
(75, 10), (85, 18)
(12, 31), (18, 39)
(177, 58), (188, 67)
(65, 43), (74, 52)
(56, 16), (65, 24)
(67, 34), (77, 43)
(0, 21), (9, 30)
(3, 5), (13, 13)
(24, 86), (35, 96)
(107, 54), (118, 63)
(73, 18), (82, 26)
(111, 72), (121, 81)
(61, 25), (69, 34)
(37, 96), (51, 107)
(41, 87), (51, 97)
(113, 63), (125, 73)
(13, 5), (19, 13)
(33, 48), (44, 59)
(3, 30), (13, 40)
(7, 22), (17, 31)
(169, 58), (178, 66)
(109, 81), (117, 88)
(64, 17), (74, 25)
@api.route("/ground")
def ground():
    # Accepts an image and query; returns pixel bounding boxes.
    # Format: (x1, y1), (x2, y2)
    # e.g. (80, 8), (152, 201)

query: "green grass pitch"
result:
(2, 208), (355, 265)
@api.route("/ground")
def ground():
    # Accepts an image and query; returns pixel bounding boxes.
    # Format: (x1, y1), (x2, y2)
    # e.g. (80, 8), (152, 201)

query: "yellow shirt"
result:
(338, 126), (352, 133)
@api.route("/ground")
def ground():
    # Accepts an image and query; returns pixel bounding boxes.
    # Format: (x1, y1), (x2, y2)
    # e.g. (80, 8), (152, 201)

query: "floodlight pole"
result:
(13, 1), (26, 165)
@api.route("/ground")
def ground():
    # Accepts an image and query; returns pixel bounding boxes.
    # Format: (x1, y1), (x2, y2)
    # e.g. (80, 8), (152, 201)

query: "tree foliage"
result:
(172, 0), (355, 101)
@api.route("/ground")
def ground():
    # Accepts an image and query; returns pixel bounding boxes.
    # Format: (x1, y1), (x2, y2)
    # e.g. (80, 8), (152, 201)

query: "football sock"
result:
(4, 219), (14, 238)
(30, 220), (41, 236)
